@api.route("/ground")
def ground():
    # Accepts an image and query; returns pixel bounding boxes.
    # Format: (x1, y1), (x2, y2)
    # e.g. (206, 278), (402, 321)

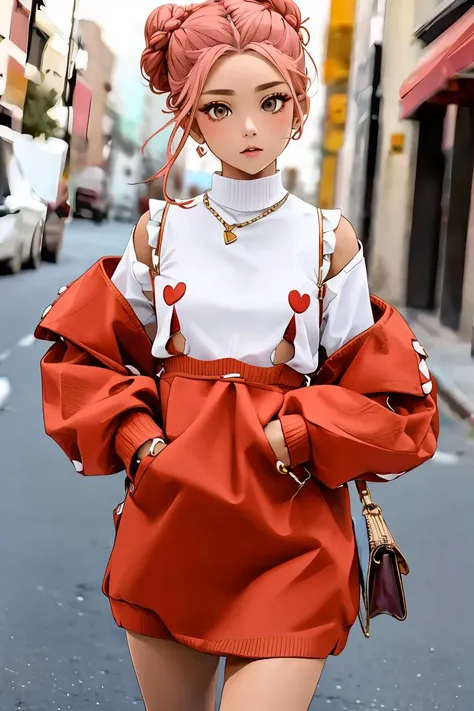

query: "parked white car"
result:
(0, 130), (59, 275)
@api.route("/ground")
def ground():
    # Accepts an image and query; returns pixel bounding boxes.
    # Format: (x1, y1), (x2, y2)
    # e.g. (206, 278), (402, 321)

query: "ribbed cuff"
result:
(280, 414), (310, 467)
(115, 411), (164, 472)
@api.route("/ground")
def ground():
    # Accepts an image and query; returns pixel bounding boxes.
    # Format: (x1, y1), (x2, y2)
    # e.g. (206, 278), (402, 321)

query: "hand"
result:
(136, 438), (167, 461)
(264, 420), (290, 467)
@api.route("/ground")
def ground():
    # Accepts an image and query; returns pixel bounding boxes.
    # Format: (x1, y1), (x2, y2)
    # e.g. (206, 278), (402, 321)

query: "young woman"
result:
(35, 1), (439, 709)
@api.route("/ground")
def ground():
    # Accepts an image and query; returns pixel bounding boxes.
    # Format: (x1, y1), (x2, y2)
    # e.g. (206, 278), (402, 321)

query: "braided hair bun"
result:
(141, 4), (198, 93)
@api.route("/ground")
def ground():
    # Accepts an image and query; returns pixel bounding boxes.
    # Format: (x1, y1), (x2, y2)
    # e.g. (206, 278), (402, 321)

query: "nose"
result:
(243, 116), (257, 138)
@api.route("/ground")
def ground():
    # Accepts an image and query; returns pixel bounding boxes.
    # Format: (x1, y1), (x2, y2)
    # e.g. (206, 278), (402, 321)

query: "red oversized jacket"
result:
(35, 256), (438, 486)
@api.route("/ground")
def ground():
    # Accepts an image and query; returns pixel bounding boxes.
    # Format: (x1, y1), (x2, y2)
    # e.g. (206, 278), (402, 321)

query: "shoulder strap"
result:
(150, 202), (171, 278)
(316, 208), (326, 328)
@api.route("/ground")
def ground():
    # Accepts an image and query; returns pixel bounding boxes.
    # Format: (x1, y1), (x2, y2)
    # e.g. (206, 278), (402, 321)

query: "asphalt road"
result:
(0, 218), (473, 711)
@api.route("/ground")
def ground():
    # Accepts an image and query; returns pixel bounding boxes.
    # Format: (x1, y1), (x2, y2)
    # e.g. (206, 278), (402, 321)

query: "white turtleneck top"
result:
(112, 172), (374, 374)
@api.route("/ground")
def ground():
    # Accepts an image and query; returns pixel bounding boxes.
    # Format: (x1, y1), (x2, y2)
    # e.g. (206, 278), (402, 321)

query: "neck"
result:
(220, 160), (277, 181)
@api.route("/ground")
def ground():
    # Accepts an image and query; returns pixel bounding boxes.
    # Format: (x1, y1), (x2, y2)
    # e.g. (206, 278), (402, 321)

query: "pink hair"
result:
(141, 0), (315, 206)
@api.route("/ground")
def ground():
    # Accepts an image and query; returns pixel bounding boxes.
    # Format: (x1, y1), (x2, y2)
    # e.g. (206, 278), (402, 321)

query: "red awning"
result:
(400, 6), (474, 118)
(72, 77), (92, 140)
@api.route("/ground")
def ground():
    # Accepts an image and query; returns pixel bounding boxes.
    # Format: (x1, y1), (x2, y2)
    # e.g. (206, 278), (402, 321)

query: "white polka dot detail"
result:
(41, 304), (53, 319)
(412, 341), (426, 357)
(126, 365), (140, 376)
(116, 503), (124, 515)
(422, 381), (433, 395)
(58, 286), (68, 295)
(72, 460), (84, 473)
(419, 359), (430, 379)
(375, 472), (404, 481)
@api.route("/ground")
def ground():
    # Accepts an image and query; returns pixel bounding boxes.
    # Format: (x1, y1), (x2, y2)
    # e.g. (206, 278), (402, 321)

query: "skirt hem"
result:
(108, 597), (353, 659)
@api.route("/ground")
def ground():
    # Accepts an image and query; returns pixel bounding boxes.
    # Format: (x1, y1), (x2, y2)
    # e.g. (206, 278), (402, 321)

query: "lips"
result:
(241, 147), (263, 155)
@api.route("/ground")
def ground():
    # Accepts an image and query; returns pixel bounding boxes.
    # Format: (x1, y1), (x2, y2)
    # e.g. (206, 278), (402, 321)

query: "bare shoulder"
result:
(327, 216), (359, 279)
(133, 210), (153, 268)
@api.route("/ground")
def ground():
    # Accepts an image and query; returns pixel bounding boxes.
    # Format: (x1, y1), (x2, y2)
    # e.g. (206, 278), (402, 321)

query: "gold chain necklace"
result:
(202, 191), (290, 245)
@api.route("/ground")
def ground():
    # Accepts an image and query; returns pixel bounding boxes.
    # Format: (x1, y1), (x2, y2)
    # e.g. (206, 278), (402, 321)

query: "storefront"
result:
(400, 2), (474, 338)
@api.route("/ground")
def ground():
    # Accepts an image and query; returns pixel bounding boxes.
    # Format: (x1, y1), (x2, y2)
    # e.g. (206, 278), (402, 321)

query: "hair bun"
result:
(261, 0), (302, 33)
(142, 4), (194, 93)
(146, 5), (190, 51)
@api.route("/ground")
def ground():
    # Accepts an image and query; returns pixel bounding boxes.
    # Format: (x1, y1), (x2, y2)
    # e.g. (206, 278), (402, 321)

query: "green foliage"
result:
(21, 81), (60, 139)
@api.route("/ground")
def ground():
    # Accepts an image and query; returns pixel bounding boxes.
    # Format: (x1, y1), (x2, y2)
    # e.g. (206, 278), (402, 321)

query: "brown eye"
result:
(261, 94), (290, 113)
(206, 103), (231, 120)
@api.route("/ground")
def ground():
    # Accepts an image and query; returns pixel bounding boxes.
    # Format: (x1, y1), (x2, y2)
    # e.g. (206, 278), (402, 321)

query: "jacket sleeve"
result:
(36, 245), (164, 478)
(279, 253), (439, 488)
(40, 339), (163, 477)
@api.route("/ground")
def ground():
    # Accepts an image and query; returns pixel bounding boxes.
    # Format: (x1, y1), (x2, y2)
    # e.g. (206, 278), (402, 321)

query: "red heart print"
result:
(163, 282), (186, 306)
(288, 290), (310, 314)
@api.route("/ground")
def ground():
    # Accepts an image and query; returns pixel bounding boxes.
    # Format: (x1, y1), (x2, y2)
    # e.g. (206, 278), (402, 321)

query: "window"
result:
(0, 138), (12, 204)
(0, 112), (12, 128)
(27, 27), (47, 69)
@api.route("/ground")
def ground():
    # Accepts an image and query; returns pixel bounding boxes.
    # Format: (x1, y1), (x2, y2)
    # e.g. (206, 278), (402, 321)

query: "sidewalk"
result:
(402, 308), (474, 426)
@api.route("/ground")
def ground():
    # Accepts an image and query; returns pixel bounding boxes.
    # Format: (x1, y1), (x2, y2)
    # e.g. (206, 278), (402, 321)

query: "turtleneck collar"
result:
(207, 171), (287, 212)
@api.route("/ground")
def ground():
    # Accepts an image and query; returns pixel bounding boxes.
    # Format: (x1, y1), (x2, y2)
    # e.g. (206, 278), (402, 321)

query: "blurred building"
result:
(318, 0), (357, 209)
(358, 0), (474, 350)
(106, 56), (149, 221)
(0, 0), (92, 158)
(32, 0), (75, 138)
(336, 0), (385, 264)
(0, 0), (29, 129)
(72, 20), (114, 172)
(141, 90), (168, 166)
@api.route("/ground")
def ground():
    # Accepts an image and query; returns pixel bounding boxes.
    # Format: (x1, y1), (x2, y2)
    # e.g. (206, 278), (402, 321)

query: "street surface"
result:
(0, 219), (473, 711)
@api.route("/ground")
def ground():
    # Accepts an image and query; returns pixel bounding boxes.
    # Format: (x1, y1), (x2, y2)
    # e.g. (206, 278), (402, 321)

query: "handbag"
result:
(352, 481), (409, 637)
(316, 208), (410, 638)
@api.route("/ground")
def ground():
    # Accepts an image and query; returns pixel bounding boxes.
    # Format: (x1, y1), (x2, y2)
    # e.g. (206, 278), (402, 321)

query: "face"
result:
(193, 52), (298, 179)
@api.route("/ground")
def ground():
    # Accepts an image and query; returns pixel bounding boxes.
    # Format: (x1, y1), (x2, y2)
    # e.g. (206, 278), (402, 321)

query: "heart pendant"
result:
(224, 230), (237, 245)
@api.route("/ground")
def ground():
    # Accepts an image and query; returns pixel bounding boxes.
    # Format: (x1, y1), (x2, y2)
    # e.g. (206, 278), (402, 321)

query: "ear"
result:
(294, 94), (310, 128)
(292, 118), (301, 139)
(292, 97), (309, 137)
(189, 118), (205, 145)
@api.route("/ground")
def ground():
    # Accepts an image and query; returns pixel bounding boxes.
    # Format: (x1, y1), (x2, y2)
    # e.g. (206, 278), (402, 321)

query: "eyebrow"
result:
(201, 81), (288, 96)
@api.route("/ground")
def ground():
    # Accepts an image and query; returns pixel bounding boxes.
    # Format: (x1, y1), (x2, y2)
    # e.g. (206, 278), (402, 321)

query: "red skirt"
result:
(102, 356), (360, 658)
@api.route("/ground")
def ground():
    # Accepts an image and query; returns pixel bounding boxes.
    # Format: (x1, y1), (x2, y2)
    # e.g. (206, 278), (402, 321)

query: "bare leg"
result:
(126, 632), (220, 711)
(220, 656), (326, 711)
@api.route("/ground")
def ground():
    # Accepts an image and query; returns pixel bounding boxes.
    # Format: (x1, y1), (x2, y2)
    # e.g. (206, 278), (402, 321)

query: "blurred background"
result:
(1, 2), (474, 710)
